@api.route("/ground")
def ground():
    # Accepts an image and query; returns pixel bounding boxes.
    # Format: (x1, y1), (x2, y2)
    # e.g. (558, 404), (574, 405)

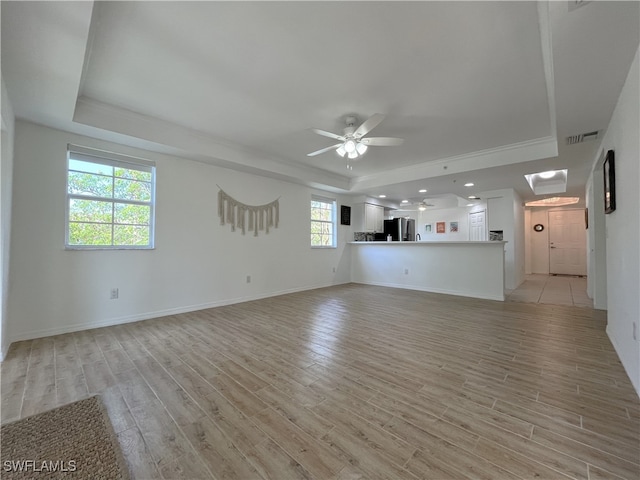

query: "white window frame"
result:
(65, 144), (156, 250)
(310, 195), (337, 248)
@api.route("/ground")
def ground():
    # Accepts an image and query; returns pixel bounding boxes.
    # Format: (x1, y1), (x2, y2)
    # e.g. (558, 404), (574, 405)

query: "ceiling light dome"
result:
(538, 170), (556, 179)
(344, 140), (357, 154)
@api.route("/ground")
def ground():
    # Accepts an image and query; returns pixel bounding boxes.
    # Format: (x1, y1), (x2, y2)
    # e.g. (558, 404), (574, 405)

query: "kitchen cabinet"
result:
(364, 203), (384, 232)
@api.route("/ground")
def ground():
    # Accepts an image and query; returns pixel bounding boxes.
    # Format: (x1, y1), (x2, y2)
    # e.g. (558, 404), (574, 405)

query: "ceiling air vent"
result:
(568, 0), (591, 12)
(566, 130), (599, 145)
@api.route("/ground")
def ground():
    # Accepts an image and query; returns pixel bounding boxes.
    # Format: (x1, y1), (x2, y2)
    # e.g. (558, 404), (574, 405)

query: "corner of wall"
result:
(597, 45), (640, 396)
(1, 74), (16, 364)
(0, 337), (10, 362)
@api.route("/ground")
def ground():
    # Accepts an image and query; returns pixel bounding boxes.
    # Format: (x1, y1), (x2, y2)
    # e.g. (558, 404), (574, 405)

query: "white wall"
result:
(351, 242), (506, 301)
(512, 190), (525, 287)
(526, 208), (550, 274)
(6, 121), (354, 342)
(589, 46), (639, 395)
(483, 189), (523, 290)
(412, 205), (486, 241)
(586, 157), (608, 309)
(1, 76), (16, 360)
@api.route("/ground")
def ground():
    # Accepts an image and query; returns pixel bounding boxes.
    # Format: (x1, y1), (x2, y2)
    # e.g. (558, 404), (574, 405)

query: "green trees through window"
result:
(310, 197), (336, 247)
(66, 149), (155, 248)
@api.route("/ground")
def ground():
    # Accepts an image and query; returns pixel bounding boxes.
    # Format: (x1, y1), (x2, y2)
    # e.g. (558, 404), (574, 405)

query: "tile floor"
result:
(2, 284), (637, 479)
(506, 274), (593, 308)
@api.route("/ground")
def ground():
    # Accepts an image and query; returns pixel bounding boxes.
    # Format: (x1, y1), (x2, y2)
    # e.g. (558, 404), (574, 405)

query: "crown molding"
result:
(350, 136), (558, 192)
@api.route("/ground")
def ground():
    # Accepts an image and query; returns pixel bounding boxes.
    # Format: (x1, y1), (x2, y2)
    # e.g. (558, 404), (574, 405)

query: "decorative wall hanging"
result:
(217, 187), (279, 236)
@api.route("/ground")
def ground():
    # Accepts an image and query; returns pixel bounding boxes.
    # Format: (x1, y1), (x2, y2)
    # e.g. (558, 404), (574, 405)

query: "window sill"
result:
(65, 246), (155, 251)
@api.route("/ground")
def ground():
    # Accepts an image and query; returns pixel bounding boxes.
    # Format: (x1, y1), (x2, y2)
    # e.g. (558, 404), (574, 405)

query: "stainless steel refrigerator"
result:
(384, 218), (415, 241)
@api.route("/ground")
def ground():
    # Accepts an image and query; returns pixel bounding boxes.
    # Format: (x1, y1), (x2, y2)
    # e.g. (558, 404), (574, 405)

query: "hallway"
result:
(506, 274), (593, 308)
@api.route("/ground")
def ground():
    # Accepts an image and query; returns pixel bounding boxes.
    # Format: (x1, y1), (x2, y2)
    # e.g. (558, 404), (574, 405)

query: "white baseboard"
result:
(2, 281), (348, 351)
(606, 324), (640, 397)
(353, 281), (505, 302)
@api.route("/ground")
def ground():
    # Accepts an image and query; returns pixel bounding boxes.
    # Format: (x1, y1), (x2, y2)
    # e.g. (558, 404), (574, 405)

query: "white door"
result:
(549, 210), (587, 275)
(469, 210), (487, 241)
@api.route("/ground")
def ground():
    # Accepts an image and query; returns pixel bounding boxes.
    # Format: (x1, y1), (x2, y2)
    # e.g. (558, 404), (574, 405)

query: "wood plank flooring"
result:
(1, 284), (638, 479)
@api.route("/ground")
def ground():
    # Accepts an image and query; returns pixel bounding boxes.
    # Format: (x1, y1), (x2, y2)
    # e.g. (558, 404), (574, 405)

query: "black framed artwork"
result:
(340, 205), (351, 225)
(603, 150), (616, 214)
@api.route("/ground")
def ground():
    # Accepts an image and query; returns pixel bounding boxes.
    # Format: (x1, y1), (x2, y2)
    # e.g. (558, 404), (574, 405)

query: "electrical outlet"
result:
(110, 288), (119, 300)
(246, 275), (251, 284)
(404, 268), (409, 275)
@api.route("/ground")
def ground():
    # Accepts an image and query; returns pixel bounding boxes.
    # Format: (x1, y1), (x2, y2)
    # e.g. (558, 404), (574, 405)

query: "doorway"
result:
(548, 209), (587, 276)
(469, 210), (486, 241)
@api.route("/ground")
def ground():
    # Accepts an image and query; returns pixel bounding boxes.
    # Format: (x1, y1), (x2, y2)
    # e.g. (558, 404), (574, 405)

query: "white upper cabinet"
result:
(364, 203), (384, 232)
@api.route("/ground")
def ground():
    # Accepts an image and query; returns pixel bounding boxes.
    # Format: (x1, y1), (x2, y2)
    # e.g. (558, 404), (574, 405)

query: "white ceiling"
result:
(2, 1), (639, 207)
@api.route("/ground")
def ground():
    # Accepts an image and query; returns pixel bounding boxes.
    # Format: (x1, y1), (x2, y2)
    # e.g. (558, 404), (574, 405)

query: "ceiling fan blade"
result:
(360, 137), (404, 146)
(354, 113), (385, 138)
(307, 144), (342, 157)
(311, 129), (344, 141)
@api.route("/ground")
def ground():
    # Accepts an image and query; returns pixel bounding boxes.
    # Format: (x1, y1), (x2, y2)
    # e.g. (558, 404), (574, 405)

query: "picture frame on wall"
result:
(340, 205), (351, 225)
(436, 222), (445, 234)
(603, 150), (616, 214)
(450, 221), (459, 233)
(585, 208), (588, 229)
(425, 224), (432, 233)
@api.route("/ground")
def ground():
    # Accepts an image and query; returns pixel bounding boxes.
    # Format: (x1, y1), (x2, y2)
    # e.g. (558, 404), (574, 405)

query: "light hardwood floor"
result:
(1, 284), (638, 479)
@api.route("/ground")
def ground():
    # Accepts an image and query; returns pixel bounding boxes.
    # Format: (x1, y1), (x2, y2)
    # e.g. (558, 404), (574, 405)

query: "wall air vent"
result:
(566, 130), (599, 145)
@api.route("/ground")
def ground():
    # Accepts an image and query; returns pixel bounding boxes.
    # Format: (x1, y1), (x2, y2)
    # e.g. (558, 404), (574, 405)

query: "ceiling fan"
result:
(307, 114), (404, 160)
(397, 199), (436, 211)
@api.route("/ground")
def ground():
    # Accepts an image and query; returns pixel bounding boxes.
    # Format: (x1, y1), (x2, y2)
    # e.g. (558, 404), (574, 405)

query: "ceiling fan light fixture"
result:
(418, 203), (427, 211)
(344, 140), (357, 154)
(348, 150), (358, 159)
(308, 114), (403, 158)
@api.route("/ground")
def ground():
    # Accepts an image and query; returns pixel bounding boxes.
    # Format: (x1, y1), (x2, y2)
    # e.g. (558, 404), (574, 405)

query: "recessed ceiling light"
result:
(401, 200), (409, 204)
(466, 203), (474, 207)
(464, 183), (474, 187)
(524, 169), (568, 195)
(378, 195), (386, 198)
(418, 189), (427, 193)
(468, 195), (479, 199)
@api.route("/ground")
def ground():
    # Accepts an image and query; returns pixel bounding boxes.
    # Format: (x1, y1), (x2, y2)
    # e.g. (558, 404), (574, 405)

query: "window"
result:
(310, 196), (336, 248)
(66, 145), (156, 249)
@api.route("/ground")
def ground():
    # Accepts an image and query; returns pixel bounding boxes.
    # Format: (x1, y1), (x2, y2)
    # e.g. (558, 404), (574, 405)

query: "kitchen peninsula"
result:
(349, 241), (506, 301)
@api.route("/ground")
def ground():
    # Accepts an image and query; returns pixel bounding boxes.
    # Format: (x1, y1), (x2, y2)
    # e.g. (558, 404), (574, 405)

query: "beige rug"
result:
(1, 395), (130, 479)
